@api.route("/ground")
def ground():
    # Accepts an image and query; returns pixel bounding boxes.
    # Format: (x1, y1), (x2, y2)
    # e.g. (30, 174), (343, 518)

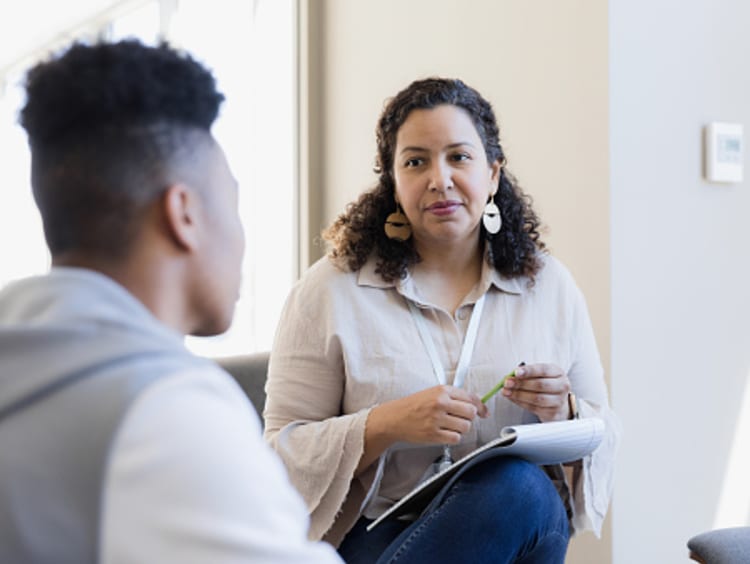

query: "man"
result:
(0, 40), (341, 563)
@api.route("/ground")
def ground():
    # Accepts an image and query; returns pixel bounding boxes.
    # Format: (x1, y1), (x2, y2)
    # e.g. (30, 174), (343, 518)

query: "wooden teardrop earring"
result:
(384, 204), (412, 241)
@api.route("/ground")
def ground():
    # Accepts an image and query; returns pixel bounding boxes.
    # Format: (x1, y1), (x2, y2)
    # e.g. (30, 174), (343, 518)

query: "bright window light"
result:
(713, 370), (750, 527)
(0, 79), (48, 284)
(0, 0), (296, 358)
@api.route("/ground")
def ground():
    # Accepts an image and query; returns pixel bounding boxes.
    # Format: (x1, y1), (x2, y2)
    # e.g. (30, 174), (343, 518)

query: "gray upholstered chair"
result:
(688, 527), (750, 563)
(214, 352), (270, 422)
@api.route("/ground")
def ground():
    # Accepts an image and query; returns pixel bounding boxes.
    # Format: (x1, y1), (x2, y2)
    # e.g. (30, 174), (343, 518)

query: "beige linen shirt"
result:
(264, 252), (620, 547)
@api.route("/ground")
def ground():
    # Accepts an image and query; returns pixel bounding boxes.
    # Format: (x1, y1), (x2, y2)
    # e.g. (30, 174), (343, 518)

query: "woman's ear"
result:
(489, 159), (502, 187)
(162, 183), (200, 252)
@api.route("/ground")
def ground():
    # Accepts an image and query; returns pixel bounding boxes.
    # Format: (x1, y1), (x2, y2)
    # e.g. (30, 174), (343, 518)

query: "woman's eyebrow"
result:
(399, 146), (428, 155)
(445, 141), (477, 150)
(399, 141), (476, 155)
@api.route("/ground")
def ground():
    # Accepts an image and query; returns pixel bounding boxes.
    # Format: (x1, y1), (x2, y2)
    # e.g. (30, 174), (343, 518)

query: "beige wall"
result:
(301, 1), (611, 562)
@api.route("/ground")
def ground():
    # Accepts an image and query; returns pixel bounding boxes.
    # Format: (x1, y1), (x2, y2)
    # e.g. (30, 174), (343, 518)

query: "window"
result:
(0, 0), (297, 357)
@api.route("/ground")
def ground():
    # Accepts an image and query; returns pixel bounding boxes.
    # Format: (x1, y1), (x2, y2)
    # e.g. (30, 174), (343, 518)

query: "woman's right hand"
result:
(356, 385), (488, 474)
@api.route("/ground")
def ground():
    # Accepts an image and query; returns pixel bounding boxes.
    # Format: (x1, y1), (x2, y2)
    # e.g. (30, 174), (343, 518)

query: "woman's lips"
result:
(426, 201), (461, 215)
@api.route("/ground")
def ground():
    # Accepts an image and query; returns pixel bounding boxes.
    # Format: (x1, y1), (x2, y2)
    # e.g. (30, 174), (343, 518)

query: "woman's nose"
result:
(427, 161), (453, 192)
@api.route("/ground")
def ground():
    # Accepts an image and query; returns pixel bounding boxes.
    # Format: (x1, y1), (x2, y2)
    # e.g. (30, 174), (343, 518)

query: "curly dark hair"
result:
(324, 77), (545, 282)
(20, 39), (224, 258)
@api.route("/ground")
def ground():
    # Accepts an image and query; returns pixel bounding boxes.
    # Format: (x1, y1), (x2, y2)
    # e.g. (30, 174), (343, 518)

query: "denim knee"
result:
(372, 456), (570, 564)
(458, 456), (568, 534)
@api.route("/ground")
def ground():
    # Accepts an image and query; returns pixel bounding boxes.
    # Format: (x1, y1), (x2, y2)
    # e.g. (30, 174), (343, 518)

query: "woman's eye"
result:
(404, 157), (423, 168)
(451, 153), (471, 162)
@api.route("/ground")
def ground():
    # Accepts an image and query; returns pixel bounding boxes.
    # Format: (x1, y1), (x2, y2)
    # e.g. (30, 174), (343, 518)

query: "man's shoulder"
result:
(123, 359), (258, 429)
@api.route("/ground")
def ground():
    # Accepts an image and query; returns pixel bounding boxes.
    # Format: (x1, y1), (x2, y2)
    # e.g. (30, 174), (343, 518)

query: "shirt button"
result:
(457, 309), (468, 320)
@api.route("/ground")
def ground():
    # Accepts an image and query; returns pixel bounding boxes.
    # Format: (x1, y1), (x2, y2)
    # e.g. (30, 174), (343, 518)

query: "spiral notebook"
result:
(366, 417), (605, 532)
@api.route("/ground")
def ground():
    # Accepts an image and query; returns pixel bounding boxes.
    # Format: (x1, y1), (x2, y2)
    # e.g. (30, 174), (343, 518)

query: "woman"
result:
(264, 78), (619, 563)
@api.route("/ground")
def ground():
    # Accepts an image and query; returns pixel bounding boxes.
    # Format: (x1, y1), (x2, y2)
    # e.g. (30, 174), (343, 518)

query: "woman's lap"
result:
(338, 456), (569, 564)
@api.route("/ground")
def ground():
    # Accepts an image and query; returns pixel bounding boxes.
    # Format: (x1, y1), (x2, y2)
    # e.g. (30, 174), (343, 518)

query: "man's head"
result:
(19, 40), (245, 336)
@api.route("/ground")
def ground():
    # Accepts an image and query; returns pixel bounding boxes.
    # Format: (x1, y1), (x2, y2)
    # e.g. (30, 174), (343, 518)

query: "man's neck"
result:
(52, 250), (189, 335)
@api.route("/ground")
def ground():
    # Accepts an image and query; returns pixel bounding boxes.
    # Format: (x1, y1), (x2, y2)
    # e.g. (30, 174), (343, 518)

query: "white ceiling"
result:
(0, 0), (124, 71)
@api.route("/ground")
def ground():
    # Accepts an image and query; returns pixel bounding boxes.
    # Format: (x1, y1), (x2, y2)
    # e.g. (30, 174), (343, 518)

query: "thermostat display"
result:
(705, 122), (743, 183)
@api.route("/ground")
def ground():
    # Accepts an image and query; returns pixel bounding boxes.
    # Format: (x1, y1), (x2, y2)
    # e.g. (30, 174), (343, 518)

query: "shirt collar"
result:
(357, 254), (526, 302)
(486, 261), (525, 295)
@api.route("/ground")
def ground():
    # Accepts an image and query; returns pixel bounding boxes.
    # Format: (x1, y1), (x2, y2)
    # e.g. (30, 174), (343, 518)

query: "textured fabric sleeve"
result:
(263, 264), (370, 543)
(566, 279), (622, 537)
(101, 368), (342, 564)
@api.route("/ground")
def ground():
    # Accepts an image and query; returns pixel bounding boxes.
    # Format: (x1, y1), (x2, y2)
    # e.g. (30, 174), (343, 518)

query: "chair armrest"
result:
(688, 527), (750, 563)
(214, 352), (270, 419)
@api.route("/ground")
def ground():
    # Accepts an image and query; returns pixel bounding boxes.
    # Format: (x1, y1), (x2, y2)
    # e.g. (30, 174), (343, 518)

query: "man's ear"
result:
(162, 183), (200, 252)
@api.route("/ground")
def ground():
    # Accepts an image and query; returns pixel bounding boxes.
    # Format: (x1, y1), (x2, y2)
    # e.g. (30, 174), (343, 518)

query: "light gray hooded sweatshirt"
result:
(0, 267), (209, 564)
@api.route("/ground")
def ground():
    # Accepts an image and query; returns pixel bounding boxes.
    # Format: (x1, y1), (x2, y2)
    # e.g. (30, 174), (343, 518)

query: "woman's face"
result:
(392, 104), (500, 254)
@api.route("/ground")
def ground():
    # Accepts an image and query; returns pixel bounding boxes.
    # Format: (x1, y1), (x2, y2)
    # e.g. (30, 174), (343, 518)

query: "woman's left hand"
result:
(501, 363), (571, 422)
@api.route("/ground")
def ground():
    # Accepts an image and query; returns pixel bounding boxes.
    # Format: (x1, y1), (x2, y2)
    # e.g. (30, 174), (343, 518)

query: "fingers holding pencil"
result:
(480, 362), (525, 404)
(501, 362), (571, 422)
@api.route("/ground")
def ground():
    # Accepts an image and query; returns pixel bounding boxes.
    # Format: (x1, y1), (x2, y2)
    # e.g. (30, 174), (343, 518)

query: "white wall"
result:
(610, 0), (750, 562)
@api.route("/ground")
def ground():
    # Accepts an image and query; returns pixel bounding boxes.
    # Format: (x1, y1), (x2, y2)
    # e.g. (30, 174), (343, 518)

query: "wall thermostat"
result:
(705, 122), (743, 183)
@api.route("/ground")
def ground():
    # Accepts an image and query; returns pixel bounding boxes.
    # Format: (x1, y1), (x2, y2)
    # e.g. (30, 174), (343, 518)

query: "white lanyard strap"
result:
(407, 293), (486, 389)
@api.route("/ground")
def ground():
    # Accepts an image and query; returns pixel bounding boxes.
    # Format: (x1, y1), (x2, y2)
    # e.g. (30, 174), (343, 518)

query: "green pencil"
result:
(481, 362), (525, 403)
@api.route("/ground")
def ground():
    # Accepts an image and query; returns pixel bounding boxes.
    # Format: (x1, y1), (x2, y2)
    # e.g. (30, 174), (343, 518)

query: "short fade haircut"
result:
(20, 39), (225, 257)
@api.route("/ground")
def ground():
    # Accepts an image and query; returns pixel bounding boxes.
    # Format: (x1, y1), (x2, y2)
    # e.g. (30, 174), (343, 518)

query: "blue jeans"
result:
(338, 456), (569, 564)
